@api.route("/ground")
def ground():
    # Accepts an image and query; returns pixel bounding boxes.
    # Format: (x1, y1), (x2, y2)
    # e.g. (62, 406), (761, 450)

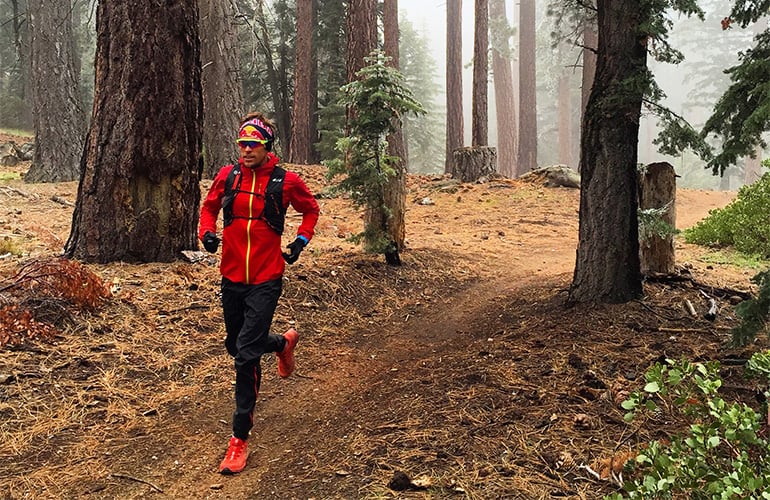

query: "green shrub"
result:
(683, 173), (770, 257)
(732, 270), (770, 346)
(607, 356), (770, 499)
(324, 50), (424, 255)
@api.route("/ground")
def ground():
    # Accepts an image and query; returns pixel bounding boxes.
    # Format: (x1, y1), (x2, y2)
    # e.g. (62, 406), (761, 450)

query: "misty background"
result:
(0, 0), (765, 190)
(400, 0), (764, 190)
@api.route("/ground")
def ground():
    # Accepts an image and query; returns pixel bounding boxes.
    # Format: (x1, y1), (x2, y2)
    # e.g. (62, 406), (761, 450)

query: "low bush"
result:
(683, 172), (770, 258)
(608, 355), (770, 499)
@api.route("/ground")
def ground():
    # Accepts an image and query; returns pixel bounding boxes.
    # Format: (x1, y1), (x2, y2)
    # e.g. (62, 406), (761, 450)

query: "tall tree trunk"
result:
(557, 71), (572, 167)
(445, 0), (464, 173)
(289, 0), (316, 164)
(346, 0), (377, 83)
(638, 162), (676, 276)
(580, 18), (598, 175)
(382, 0), (406, 265)
(472, 0), (488, 147)
(256, 0), (291, 150)
(309, 0), (319, 163)
(517, 0), (537, 175)
(25, 0), (86, 183)
(6, 0), (32, 128)
(64, 0), (202, 263)
(274, 3), (293, 152)
(568, 0), (645, 304)
(581, 15), (598, 117)
(744, 146), (762, 185)
(490, 0), (516, 176)
(344, 0), (376, 127)
(199, 0), (243, 178)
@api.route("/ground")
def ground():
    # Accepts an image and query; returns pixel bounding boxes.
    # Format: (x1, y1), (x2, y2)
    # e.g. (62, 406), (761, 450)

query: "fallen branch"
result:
(111, 473), (164, 493)
(684, 299), (697, 317)
(700, 290), (718, 321)
(657, 327), (717, 333)
(161, 304), (210, 314)
(645, 273), (754, 300)
(0, 186), (30, 198)
(50, 195), (74, 207)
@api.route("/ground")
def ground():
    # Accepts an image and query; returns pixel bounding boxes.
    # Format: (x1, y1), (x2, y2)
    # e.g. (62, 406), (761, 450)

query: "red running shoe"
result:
(276, 328), (299, 378)
(219, 436), (248, 474)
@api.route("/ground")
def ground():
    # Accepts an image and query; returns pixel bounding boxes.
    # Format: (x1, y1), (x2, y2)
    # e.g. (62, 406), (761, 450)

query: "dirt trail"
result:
(161, 272), (558, 500)
(154, 185), (740, 499)
(0, 162), (745, 499)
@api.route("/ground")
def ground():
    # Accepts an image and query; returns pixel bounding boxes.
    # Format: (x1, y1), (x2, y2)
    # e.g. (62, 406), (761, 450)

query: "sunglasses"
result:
(237, 139), (268, 149)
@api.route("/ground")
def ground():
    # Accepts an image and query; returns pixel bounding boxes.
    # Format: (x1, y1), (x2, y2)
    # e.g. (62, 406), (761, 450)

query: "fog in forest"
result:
(1, 1), (765, 190)
(400, 0), (765, 190)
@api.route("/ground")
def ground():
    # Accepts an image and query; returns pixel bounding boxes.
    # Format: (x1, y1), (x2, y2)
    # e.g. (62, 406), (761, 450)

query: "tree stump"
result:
(638, 161), (676, 276)
(452, 146), (497, 182)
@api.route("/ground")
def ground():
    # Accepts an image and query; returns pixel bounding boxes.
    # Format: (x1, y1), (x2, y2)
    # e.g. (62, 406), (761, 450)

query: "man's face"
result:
(238, 140), (268, 168)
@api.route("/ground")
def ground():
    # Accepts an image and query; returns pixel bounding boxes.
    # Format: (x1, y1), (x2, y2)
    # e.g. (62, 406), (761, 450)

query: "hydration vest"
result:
(222, 162), (286, 235)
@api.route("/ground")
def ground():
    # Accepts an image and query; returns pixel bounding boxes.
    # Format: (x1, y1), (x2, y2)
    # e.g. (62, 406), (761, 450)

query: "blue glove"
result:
(282, 236), (307, 264)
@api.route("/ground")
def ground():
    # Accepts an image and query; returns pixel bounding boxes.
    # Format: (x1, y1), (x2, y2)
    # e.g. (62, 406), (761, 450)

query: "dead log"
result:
(452, 146), (497, 182)
(700, 290), (718, 321)
(50, 195), (74, 207)
(644, 274), (754, 301)
(638, 162), (676, 276)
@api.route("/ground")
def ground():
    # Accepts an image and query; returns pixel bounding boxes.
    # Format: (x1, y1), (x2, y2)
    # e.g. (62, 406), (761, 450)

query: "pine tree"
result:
(399, 16), (443, 174)
(325, 51), (425, 261)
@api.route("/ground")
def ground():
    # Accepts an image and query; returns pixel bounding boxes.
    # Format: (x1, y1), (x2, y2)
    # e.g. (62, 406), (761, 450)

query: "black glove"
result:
(202, 231), (220, 253)
(282, 237), (307, 264)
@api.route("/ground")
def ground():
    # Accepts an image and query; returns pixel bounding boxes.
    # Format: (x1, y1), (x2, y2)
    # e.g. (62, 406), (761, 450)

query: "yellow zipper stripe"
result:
(244, 174), (258, 283)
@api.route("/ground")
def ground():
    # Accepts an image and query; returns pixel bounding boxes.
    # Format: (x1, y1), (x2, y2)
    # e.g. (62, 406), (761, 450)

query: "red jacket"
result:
(199, 153), (320, 285)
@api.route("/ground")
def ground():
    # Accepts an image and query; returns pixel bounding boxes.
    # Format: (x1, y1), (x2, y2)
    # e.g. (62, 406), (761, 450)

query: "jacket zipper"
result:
(244, 175), (259, 284)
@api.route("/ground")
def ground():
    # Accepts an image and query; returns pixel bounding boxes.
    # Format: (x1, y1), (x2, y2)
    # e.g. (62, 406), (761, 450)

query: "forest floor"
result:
(0, 131), (765, 499)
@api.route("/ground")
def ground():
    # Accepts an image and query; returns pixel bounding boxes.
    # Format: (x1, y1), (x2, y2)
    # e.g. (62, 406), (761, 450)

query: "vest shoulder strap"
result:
(222, 163), (287, 235)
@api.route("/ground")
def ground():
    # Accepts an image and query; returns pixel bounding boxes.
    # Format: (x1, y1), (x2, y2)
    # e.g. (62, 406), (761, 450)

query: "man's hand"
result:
(282, 236), (307, 264)
(202, 231), (220, 253)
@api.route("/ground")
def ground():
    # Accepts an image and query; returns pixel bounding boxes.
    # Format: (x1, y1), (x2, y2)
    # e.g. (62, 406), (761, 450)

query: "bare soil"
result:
(0, 132), (762, 499)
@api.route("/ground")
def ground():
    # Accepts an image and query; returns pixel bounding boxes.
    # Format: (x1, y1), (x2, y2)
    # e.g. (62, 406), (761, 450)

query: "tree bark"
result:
(308, 0), (319, 163)
(5, 0), (32, 129)
(490, 0), (517, 177)
(346, 0), (377, 83)
(452, 146), (497, 182)
(472, 0), (489, 147)
(568, 0), (645, 303)
(445, 0), (464, 173)
(25, 0), (86, 183)
(517, 0), (537, 175)
(744, 146), (762, 185)
(381, 0), (407, 265)
(199, 0), (243, 178)
(638, 162), (676, 276)
(557, 71), (572, 167)
(289, 0), (316, 164)
(273, 3), (293, 154)
(345, 0), (377, 129)
(255, 0), (291, 151)
(64, 0), (202, 263)
(580, 17), (598, 175)
(581, 18), (598, 119)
